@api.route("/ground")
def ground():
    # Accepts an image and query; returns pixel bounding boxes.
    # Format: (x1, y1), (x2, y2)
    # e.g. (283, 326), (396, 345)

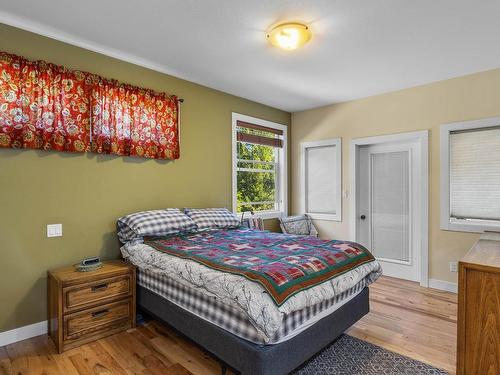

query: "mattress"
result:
(137, 267), (369, 344)
(122, 229), (382, 342)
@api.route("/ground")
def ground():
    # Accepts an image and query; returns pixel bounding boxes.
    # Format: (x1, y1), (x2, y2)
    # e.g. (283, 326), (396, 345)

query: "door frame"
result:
(350, 130), (429, 287)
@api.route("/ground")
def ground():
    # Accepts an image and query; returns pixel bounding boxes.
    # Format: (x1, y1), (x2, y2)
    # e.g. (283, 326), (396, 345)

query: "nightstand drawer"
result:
(64, 299), (132, 340)
(64, 275), (131, 311)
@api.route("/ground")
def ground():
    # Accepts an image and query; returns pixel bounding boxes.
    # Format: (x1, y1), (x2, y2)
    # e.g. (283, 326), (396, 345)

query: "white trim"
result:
(440, 117), (500, 233)
(428, 279), (458, 294)
(350, 130), (429, 287)
(231, 113), (288, 219)
(247, 210), (283, 220)
(0, 10), (191, 84)
(0, 320), (47, 347)
(300, 138), (342, 221)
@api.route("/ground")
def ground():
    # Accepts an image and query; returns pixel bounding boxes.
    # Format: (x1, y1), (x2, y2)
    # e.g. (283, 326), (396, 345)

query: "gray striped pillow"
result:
(117, 209), (197, 243)
(184, 208), (241, 230)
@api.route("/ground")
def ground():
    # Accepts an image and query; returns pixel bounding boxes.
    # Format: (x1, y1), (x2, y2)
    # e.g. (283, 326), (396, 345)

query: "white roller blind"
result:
(305, 145), (337, 214)
(371, 151), (410, 262)
(450, 127), (500, 221)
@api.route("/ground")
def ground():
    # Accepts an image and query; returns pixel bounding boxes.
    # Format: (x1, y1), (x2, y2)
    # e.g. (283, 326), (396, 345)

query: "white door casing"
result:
(350, 131), (429, 286)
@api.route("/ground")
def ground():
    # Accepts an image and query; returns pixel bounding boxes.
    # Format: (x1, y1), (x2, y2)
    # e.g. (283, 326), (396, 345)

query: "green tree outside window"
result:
(236, 127), (280, 213)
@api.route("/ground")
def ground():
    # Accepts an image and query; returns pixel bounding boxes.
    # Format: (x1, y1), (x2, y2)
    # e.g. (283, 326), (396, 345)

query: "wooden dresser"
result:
(48, 260), (136, 353)
(457, 232), (500, 375)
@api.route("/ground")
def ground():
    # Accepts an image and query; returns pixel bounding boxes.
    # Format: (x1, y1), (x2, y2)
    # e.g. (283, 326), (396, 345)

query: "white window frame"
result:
(300, 138), (342, 221)
(440, 117), (500, 233)
(232, 113), (288, 219)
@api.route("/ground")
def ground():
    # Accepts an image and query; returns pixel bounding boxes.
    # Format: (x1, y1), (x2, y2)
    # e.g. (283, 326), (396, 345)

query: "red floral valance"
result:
(91, 79), (179, 159)
(0, 51), (180, 159)
(0, 52), (93, 152)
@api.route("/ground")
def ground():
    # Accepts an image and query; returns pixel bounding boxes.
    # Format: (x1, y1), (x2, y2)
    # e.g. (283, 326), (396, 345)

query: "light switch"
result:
(449, 261), (458, 272)
(47, 224), (63, 238)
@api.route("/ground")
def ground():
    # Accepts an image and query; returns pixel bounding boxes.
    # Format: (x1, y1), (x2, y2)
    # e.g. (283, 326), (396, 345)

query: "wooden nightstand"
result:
(48, 260), (136, 353)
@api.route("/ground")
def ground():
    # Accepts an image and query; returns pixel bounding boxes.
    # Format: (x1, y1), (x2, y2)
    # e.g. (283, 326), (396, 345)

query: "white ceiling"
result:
(1, 0), (500, 112)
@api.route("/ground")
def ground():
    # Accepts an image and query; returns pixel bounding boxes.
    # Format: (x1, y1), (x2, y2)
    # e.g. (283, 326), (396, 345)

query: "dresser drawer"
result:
(63, 275), (131, 311)
(64, 299), (132, 340)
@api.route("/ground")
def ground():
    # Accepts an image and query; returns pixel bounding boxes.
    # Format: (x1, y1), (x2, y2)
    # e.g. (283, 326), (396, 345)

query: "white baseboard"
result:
(0, 320), (48, 347)
(0, 280), (456, 347)
(428, 278), (458, 293)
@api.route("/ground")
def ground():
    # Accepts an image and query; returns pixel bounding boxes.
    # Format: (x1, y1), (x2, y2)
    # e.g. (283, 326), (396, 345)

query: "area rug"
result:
(293, 335), (448, 375)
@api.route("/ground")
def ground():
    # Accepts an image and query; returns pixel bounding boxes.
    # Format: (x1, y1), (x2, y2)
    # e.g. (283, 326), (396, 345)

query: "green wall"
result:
(0, 24), (290, 332)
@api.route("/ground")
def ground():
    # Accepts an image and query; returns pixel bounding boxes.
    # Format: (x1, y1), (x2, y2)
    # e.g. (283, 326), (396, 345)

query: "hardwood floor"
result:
(0, 276), (457, 375)
(347, 276), (457, 374)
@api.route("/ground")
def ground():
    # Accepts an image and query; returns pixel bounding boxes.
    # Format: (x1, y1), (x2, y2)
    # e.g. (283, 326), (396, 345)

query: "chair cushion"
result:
(279, 215), (312, 235)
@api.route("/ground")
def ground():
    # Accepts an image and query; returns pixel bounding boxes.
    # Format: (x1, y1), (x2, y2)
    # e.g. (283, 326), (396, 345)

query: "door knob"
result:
(360, 215), (366, 220)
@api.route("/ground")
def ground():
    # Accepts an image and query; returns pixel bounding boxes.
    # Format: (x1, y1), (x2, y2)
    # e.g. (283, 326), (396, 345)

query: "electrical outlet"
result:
(449, 261), (458, 272)
(47, 224), (62, 238)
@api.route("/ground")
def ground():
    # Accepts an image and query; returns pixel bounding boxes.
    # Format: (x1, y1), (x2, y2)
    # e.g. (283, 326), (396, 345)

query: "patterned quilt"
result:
(144, 228), (375, 306)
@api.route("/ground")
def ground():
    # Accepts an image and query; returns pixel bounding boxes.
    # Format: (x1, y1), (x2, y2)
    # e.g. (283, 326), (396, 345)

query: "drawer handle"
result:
(91, 309), (110, 319)
(91, 283), (109, 292)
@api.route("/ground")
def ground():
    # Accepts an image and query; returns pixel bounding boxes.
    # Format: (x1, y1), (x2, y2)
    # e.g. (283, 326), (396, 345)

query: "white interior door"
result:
(357, 141), (422, 282)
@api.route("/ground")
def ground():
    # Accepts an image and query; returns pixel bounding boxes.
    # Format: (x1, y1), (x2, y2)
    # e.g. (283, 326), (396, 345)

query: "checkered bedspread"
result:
(144, 228), (375, 306)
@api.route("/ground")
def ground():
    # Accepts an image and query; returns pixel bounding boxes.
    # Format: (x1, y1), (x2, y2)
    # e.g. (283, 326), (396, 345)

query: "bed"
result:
(121, 227), (382, 375)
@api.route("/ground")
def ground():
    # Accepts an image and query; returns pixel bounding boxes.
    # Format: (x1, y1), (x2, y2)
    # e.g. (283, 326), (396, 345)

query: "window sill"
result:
(441, 219), (500, 233)
(240, 211), (284, 220)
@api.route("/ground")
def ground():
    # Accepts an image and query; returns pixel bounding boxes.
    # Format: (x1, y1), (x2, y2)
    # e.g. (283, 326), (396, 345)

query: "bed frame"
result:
(137, 285), (370, 375)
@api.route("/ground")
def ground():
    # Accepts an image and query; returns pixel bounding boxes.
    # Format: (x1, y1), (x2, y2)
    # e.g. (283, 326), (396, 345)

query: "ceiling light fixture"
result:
(267, 22), (311, 51)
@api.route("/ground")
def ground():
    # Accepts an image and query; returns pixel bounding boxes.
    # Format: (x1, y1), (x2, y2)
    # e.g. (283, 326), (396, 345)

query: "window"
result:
(300, 138), (342, 221)
(441, 117), (500, 232)
(232, 113), (287, 218)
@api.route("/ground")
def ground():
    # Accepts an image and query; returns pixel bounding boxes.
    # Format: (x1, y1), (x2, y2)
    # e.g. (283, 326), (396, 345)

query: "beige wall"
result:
(0, 24), (290, 332)
(291, 68), (500, 285)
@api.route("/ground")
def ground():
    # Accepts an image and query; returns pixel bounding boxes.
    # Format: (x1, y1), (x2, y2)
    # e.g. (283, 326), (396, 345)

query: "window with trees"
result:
(232, 114), (287, 218)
